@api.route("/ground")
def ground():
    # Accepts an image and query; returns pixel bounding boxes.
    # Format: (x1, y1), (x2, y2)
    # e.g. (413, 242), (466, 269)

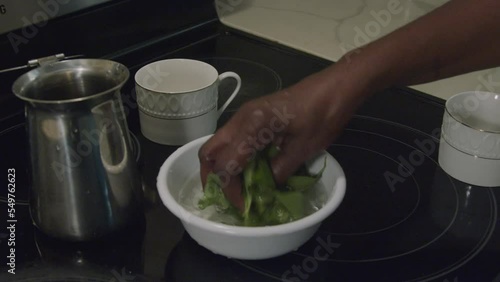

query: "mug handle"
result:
(217, 71), (241, 117)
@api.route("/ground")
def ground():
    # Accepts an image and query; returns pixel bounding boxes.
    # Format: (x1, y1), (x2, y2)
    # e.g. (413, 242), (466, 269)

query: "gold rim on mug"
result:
(440, 128), (500, 161)
(444, 91), (500, 134)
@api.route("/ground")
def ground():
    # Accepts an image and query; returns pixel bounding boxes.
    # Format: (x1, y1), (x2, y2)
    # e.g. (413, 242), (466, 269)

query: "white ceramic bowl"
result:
(157, 135), (346, 260)
(438, 91), (500, 187)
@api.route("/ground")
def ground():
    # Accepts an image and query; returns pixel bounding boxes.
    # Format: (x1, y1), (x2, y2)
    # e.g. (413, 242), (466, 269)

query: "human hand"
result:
(198, 65), (367, 211)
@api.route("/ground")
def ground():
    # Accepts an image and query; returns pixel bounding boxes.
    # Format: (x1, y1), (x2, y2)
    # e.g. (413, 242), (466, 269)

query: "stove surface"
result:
(0, 24), (499, 282)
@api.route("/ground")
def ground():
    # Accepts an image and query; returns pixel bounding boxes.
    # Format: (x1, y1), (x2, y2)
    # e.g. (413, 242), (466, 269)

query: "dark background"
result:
(0, 0), (217, 66)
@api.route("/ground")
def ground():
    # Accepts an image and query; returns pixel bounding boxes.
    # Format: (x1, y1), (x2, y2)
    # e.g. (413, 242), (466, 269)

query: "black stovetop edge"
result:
(102, 18), (221, 63)
(0, 20), (447, 133)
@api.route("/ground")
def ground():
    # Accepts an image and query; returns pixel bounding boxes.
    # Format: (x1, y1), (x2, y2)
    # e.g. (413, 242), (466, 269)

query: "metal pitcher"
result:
(12, 59), (142, 241)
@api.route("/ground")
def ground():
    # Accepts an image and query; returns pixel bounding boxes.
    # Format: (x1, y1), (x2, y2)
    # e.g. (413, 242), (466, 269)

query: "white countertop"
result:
(218, 0), (500, 100)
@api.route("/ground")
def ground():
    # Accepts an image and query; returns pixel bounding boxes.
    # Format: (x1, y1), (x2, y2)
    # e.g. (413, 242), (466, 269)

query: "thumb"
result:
(270, 140), (306, 185)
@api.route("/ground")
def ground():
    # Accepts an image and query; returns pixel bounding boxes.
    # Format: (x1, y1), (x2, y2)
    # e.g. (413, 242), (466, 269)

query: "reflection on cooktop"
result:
(164, 116), (497, 282)
(0, 215), (149, 282)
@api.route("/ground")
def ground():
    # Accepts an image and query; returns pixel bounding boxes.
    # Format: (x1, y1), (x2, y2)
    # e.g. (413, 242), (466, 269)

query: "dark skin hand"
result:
(199, 0), (500, 211)
(199, 66), (367, 210)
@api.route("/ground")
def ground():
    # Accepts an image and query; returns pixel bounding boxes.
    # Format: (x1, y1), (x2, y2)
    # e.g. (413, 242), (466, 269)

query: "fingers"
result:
(198, 133), (243, 211)
(197, 114), (253, 211)
(200, 124), (253, 178)
(203, 101), (273, 169)
(221, 174), (244, 212)
(270, 138), (309, 184)
(198, 151), (214, 189)
(198, 96), (298, 210)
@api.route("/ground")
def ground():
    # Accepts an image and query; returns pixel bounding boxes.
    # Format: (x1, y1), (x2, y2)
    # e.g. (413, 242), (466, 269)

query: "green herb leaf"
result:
(275, 191), (305, 220)
(286, 156), (327, 192)
(198, 147), (327, 227)
(266, 145), (280, 159)
(242, 157), (257, 219)
(198, 172), (230, 211)
(263, 201), (292, 225)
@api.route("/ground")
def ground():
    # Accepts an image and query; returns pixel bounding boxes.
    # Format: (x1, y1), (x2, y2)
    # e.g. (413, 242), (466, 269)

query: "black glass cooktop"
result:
(1, 23), (499, 282)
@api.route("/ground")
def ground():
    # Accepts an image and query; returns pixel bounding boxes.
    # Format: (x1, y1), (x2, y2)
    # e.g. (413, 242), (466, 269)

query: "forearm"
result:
(337, 0), (500, 92)
(280, 0), (500, 139)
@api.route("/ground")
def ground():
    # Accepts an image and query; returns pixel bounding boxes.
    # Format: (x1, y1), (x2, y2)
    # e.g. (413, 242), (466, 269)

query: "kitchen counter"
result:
(218, 0), (500, 100)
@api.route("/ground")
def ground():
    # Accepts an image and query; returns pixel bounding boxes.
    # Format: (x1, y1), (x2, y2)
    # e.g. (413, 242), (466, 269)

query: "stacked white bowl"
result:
(439, 91), (500, 187)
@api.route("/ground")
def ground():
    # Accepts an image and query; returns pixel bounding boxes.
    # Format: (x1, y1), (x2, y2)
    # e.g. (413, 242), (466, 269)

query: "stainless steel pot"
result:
(12, 59), (142, 241)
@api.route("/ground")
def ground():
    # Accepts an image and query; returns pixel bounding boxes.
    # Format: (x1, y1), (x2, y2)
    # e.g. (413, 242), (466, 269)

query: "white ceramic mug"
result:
(135, 59), (241, 145)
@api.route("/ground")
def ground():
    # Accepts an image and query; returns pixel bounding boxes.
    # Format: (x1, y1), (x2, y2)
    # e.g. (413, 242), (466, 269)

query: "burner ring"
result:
(324, 143), (422, 236)
(294, 126), (460, 262)
(235, 116), (497, 282)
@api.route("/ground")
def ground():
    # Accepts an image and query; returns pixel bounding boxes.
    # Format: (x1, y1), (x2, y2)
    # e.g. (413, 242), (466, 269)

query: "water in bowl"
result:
(178, 172), (328, 226)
